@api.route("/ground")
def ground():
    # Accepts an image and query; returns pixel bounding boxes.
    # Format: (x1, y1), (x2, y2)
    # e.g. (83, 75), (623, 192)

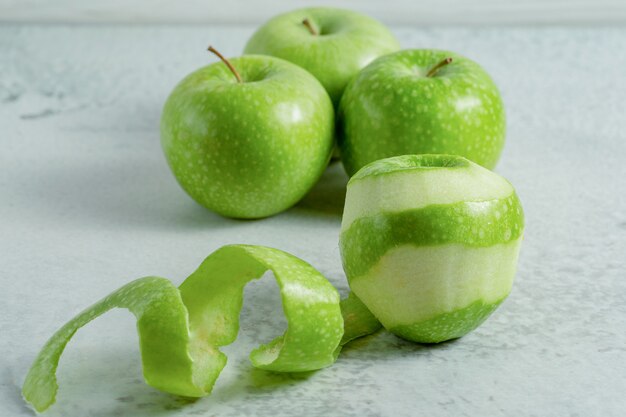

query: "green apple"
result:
(244, 7), (400, 108)
(339, 154), (524, 343)
(338, 49), (506, 176)
(161, 48), (334, 219)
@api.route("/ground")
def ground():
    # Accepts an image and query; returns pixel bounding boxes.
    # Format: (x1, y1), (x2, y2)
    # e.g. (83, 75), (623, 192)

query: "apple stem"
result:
(426, 57), (453, 77)
(207, 45), (242, 83)
(302, 18), (318, 36)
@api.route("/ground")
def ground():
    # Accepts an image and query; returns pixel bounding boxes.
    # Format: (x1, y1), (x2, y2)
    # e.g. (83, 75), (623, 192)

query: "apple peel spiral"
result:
(22, 245), (380, 413)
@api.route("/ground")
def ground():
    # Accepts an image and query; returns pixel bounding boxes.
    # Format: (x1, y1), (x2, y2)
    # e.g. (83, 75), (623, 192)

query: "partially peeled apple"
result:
(339, 154), (524, 343)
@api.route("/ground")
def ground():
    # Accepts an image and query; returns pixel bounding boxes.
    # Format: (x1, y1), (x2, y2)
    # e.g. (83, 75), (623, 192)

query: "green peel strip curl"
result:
(22, 244), (381, 413)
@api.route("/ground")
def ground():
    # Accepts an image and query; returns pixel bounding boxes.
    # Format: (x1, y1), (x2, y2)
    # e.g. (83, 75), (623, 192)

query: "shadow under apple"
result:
(293, 162), (348, 217)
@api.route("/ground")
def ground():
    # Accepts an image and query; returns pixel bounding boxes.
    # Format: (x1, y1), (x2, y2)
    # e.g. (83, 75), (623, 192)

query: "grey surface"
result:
(3, 0), (626, 25)
(1, 24), (625, 417)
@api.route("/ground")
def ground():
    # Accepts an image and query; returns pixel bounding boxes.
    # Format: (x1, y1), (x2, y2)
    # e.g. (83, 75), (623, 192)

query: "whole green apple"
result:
(339, 154), (524, 343)
(338, 49), (506, 176)
(161, 49), (334, 218)
(244, 7), (400, 107)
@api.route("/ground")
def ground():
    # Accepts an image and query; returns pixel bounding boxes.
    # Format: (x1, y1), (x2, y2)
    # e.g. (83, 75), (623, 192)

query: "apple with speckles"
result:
(161, 48), (334, 219)
(338, 49), (506, 176)
(244, 7), (400, 108)
(340, 154), (524, 343)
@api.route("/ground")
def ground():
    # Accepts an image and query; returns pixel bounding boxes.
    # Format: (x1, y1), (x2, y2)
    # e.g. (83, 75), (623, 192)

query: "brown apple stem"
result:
(426, 57), (453, 77)
(302, 18), (318, 36)
(207, 45), (242, 83)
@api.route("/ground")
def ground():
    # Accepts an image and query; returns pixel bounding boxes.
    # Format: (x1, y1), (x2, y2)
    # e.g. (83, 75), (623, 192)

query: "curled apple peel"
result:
(22, 245), (380, 413)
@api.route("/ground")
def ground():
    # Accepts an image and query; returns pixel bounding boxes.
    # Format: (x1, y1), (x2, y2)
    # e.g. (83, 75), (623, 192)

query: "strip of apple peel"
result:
(22, 244), (380, 413)
(340, 291), (382, 345)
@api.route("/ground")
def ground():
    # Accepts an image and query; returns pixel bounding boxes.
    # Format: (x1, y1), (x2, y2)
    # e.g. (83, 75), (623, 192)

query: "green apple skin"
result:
(21, 244), (345, 412)
(244, 7), (400, 108)
(339, 154), (524, 343)
(338, 49), (506, 176)
(161, 55), (334, 219)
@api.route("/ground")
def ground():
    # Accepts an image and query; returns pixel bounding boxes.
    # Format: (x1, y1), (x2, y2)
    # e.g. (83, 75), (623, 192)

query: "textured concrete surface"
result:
(3, 0), (626, 25)
(1, 25), (625, 416)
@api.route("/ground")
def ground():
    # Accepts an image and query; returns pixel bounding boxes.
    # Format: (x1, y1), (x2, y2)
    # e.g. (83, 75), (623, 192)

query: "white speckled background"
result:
(1, 25), (625, 416)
